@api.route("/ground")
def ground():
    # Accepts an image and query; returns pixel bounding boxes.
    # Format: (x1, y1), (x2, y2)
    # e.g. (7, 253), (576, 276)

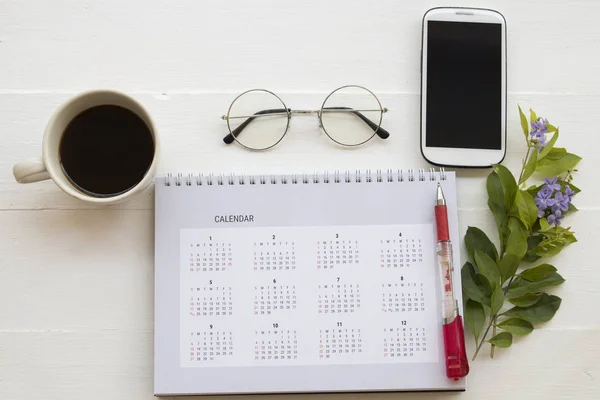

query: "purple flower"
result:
(536, 178), (576, 226)
(537, 135), (547, 151)
(544, 177), (561, 192)
(535, 187), (552, 217)
(546, 197), (558, 208)
(530, 117), (550, 152)
(552, 192), (570, 213)
(530, 118), (549, 138)
(537, 186), (553, 199)
(535, 195), (548, 209)
(547, 211), (563, 226)
(565, 185), (575, 201)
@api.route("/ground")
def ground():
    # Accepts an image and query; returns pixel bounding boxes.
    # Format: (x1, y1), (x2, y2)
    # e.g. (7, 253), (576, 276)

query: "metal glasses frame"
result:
(221, 85), (390, 150)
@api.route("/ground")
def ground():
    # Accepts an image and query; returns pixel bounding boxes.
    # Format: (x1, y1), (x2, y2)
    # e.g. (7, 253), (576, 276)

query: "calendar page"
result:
(155, 170), (465, 395)
(180, 224), (438, 368)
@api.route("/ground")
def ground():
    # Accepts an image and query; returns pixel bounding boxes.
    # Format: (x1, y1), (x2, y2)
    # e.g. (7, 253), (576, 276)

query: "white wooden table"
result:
(1, 1), (599, 398)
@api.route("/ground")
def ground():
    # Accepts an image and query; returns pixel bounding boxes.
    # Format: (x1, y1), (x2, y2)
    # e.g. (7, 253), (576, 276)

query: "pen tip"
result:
(436, 183), (446, 205)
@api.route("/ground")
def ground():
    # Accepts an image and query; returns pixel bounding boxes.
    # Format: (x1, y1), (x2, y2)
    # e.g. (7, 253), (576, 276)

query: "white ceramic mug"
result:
(12, 90), (159, 204)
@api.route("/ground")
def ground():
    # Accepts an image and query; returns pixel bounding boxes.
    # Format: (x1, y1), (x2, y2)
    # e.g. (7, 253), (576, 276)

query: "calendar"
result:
(179, 224), (438, 368)
(155, 170), (465, 395)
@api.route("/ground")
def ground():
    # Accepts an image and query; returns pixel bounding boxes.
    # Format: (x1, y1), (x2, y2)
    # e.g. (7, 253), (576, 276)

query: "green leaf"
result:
(502, 294), (562, 323)
(539, 218), (550, 231)
(526, 183), (542, 197)
(528, 235), (544, 250)
(515, 190), (538, 230)
(555, 226), (577, 244)
(465, 226), (498, 262)
(465, 300), (486, 342)
(536, 149), (582, 176)
(524, 235), (544, 263)
(461, 262), (492, 307)
(487, 172), (509, 253)
(534, 242), (567, 258)
(492, 164), (518, 210)
(520, 264), (557, 281)
(487, 172), (505, 208)
(529, 109), (538, 125)
(523, 253), (541, 263)
(518, 105), (529, 139)
(534, 226), (578, 257)
(491, 286), (504, 316)
(506, 218), (528, 259)
(543, 147), (566, 160)
(488, 332), (513, 348)
(506, 273), (565, 298)
(497, 318), (534, 335)
(545, 123), (557, 133)
(557, 180), (580, 194)
(520, 148), (538, 185)
(488, 200), (510, 254)
(474, 250), (501, 289)
(539, 129), (559, 159)
(498, 254), (520, 283)
(509, 292), (543, 307)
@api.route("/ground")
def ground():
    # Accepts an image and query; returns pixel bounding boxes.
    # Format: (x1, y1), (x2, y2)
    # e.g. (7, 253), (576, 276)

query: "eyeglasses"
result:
(221, 85), (390, 150)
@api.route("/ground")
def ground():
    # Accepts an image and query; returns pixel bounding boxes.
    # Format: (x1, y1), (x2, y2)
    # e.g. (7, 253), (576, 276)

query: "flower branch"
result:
(462, 106), (581, 360)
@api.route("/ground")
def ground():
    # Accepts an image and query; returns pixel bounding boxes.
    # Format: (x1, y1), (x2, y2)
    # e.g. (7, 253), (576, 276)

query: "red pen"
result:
(435, 183), (469, 380)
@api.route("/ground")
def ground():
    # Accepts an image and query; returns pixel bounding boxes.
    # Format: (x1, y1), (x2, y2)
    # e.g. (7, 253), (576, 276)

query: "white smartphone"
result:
(420, 7), (507, 167)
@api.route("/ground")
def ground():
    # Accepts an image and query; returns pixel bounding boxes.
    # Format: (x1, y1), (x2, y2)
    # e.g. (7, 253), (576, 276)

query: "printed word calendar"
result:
(155, 170), (465, 395)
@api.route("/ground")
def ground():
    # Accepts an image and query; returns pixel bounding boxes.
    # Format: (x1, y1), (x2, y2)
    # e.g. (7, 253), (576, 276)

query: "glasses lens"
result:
(320, 86), (383, 146)
(227, 90), (289, 150)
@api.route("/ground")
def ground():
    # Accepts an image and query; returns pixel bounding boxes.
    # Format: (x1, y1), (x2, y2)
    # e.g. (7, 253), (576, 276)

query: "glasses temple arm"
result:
(321, 107), (390, 139)
(223, 108), (290, 144)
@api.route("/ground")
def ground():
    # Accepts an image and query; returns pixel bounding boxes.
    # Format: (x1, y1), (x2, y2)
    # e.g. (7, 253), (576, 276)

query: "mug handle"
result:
(13, 157), (51, 183)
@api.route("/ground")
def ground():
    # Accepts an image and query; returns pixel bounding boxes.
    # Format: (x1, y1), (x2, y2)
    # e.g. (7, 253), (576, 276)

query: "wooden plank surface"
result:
(1, 0), (599, 398)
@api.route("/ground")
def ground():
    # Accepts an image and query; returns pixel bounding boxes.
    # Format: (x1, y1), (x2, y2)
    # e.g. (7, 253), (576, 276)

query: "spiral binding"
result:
(164, 168), (447, 186)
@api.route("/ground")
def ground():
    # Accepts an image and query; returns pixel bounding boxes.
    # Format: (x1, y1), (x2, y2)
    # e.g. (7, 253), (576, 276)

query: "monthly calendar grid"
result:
(316, 239), (360, 269)
(188, 241), (233, 272)
(379, 237), (424, 269)
(319, 328), (363, 359)
(253, 284), (297, 315)
(254, 329), (299, 361)
(317, 283), (361, 314)
(188, 286), (233, 317)
(188, 330), (234, 363)
(253, 240), (297, 271)
(383, 326), (428, 359)
(381, 282), (426, 313)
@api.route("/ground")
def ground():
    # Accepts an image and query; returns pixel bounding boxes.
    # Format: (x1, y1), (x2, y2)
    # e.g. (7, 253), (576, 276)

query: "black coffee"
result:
(59, 105), (154, 197)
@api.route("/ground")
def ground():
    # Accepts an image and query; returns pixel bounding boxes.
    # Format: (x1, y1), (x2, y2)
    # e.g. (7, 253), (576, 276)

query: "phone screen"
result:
(426, 20), (502, 150)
